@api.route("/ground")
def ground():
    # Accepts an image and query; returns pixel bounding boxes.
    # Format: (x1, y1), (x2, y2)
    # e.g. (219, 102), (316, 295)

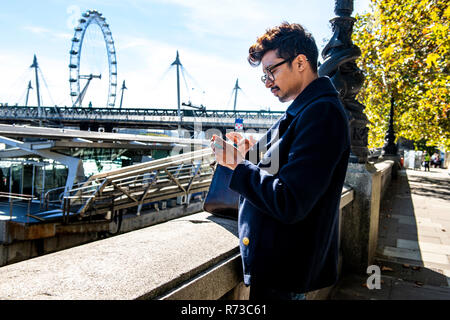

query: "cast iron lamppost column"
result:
(318, 0), (368, 163)
(381, 96), (398, 156)
(380, 95), (400, 178)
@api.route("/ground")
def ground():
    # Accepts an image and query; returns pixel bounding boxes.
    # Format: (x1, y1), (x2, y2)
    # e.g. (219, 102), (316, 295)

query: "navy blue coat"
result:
(229, 77), (350, 293)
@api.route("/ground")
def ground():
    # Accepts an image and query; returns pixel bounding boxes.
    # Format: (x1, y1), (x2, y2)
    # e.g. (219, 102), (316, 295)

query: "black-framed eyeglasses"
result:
(260, 57), (292, 84)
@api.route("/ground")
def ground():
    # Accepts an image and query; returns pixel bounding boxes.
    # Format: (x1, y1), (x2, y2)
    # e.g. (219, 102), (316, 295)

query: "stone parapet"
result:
(0, 212), (238, 299)
(0, 202), (203, 267)
(341, 160), (394, 274)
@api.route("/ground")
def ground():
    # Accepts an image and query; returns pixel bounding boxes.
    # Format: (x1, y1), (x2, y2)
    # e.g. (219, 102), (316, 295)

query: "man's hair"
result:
(248, 22), (318, 73)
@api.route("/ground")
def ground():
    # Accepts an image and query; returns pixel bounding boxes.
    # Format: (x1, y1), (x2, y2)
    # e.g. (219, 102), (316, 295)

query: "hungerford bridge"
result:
(0, 105), (283, 133)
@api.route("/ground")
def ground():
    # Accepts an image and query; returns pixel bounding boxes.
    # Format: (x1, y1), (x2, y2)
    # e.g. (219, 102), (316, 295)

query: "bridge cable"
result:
(180, 66), (192, 102)
(38, 68), (56, 106)
(226, 88), (235, 108)
(148, 65), (174, 103)
(5, 67), (32, 104)
(238, 87), (261, 110)
(179, 66), (205, 98)
(16, 86), (29, 106)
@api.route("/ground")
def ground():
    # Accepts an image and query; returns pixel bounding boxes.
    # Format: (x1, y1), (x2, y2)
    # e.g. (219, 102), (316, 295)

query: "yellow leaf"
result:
(425, 53), (439, 68)
(444, 5), (450, 19)
(382, 46), (394, 59)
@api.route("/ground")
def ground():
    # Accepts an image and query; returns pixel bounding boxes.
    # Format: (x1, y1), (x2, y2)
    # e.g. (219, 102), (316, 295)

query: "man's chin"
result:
(278, 96), (288, 103)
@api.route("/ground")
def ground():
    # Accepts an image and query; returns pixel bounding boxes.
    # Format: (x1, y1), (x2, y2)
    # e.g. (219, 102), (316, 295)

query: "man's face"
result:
(261, 50), (304, 103)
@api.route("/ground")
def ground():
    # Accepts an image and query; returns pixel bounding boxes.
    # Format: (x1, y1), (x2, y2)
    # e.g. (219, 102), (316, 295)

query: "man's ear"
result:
(296, 54), (307, 72)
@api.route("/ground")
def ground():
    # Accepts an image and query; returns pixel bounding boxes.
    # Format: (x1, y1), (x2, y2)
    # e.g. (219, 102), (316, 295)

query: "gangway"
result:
(62, 147), (215, 223)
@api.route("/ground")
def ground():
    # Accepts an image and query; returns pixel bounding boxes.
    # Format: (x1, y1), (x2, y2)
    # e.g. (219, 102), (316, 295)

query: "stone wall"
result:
(375, 160), (394, 200)
(0, 201), (203, 267)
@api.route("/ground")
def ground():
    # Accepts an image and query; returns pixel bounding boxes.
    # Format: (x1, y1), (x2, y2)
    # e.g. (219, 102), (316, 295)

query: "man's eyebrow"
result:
(263, 63), (275, 70)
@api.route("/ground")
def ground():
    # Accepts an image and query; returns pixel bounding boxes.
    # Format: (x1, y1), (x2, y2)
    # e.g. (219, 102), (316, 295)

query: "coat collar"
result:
(286, 76), (338, 117)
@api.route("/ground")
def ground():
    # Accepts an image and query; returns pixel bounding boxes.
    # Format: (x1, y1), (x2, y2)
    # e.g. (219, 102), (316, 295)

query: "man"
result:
(210, 22), (350, 300)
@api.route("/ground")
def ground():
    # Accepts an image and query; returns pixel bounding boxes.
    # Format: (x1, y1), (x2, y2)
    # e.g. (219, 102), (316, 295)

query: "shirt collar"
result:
(286, 76), (339, 117)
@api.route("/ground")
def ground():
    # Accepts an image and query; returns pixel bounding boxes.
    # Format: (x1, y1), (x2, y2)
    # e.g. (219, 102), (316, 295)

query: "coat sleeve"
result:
(229, 101), (349, 224)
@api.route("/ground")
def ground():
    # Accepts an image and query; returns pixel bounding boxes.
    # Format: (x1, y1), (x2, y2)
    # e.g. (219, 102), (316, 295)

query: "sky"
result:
(0, 0), (372, 112)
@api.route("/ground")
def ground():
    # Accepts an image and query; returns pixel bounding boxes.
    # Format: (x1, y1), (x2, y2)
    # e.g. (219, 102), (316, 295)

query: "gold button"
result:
(242, 237), (249, 246)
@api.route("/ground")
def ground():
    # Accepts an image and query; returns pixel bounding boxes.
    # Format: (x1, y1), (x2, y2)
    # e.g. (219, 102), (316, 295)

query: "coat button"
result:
(242, 237), (249, 246)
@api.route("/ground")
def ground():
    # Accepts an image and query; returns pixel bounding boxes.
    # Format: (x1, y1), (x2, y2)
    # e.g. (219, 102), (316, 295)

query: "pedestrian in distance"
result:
(210, 22), (350, 300)
(423, 151), (430, 171)
(431, 152), (440, 168)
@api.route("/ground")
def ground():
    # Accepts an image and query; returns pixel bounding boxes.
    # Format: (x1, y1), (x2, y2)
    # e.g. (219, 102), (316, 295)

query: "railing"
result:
(43, 181), (88, 211)
(0, 191), (37, 220)
(0, 106), (282, 130)
(62, 148), (215, 222)
(0, 105), (284, 120)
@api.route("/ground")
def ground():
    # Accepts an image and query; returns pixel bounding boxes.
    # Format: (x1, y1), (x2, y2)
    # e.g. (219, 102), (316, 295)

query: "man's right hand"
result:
(225, 132), (257, 156)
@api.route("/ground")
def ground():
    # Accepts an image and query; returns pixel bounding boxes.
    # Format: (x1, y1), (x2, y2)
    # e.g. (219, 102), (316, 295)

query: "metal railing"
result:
(0, 191), (37, 221)
(0, 105), (284, 120)
(0, 106), (281, 131)
(43, 181), (88, 211)
(62, 148), (215, 222)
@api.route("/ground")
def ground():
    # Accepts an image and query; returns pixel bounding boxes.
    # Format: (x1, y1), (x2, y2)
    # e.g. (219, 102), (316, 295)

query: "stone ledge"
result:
(0, 212), (238, 300)
(374, 160), (394, 173)
(159, 252), (244, 300)
(0, 202), (206, 267)
(374, 160), (394, 199)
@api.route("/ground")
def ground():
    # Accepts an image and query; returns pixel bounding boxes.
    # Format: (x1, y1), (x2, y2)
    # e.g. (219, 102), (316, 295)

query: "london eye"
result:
(69, 10), (117, 107)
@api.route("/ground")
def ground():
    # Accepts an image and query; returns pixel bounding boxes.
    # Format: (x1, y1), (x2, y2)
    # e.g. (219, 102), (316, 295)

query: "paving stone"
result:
(397, 224), (441, 236)
(389, 280), (450, 300)
(330, 274), (392, 300)
(430, 214), (450, 223)
(415, 235), (443, 244)
(385, 231), (420, 242)
(392, 215), (443, 228)
(383, 246), (449, 265)
(373, 259), (449, 288)
(377, 234), (397, 248)
(397, 239), (450, 255)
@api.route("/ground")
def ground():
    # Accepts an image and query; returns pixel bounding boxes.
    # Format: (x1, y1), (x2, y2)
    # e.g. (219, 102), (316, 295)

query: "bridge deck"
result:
(0, 106), (282, 130)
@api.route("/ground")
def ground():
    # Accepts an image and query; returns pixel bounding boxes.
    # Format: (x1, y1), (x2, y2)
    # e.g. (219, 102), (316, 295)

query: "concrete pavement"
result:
(331, 167), (450, 299)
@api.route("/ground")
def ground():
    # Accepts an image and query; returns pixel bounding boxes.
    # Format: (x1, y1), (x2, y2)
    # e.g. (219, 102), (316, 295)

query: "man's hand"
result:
(210, 135), (244, 170)
(225, 132), (257, 156)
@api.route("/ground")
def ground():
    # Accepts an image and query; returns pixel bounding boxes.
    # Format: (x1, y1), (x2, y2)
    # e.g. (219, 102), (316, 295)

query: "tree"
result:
(353, 0), (449, 150)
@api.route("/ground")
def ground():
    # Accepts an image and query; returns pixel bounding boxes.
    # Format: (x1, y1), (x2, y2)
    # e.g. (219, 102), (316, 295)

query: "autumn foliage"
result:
(353, 0), (449, 149)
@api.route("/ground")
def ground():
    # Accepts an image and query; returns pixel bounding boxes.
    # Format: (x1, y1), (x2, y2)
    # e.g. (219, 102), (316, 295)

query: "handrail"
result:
(43, 181), (89, 210)
(0, 191), (37, 220)
(0, 191), (36, 201)
(0, 105), (284, 119)
(63, 148), (215, 221)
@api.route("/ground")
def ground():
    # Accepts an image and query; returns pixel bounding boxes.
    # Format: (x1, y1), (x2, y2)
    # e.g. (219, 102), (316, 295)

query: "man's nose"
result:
(265, 78), (274, 89)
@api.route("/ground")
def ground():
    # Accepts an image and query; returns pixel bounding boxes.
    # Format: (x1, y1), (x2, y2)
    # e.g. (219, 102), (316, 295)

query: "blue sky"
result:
(0, 0), (371, 111)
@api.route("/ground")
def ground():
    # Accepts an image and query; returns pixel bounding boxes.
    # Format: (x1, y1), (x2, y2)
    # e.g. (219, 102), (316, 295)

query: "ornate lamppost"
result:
(319, 0), (368, 164)
(380, 95), (401, 178)
(381, 96), (398, 156)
